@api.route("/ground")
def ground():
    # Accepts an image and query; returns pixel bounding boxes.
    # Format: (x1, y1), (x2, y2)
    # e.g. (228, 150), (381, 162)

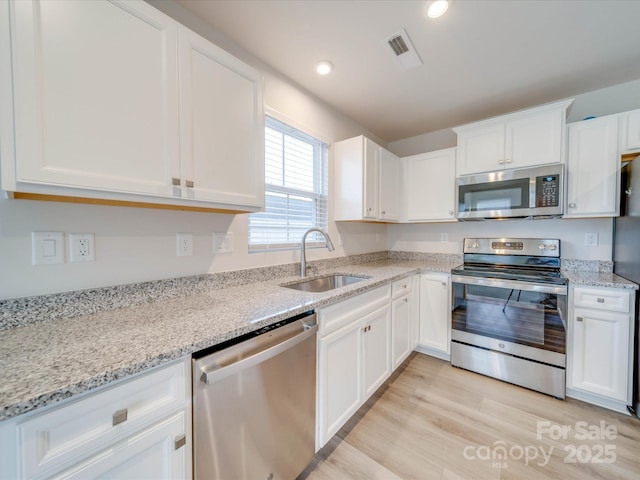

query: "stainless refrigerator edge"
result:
(613, 156), (640, 417)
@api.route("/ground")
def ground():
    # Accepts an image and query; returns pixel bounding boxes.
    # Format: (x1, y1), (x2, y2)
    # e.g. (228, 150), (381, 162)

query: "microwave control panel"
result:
(536, 174), (560, 207)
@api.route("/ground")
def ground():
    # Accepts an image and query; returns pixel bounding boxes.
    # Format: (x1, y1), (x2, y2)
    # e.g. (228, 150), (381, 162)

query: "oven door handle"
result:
(451, 274), (567, 295)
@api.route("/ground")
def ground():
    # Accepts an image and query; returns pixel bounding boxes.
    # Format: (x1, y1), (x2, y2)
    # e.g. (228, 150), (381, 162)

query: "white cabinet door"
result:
(8, 0), (180, 196)
(454, 100), (572, 176)
(391, 294), (412, 369)
(621, 109), (640, 153)
(362, 137), (380, 219)
(571, 308), (630, 402)
(317, 319), (363, 446)
(418, 273), (451, 359)
(565, 116), (619, 217)
(378, 147), (400, 221)
(54, 412), (188, 480)
(456, 124), (505, 175)
(335, 136), (402, 222)
(403, 148), (456, 222)
(179, 27), (264, 209)
(362, 306), (391, 398)
(505, 108), (564, 169)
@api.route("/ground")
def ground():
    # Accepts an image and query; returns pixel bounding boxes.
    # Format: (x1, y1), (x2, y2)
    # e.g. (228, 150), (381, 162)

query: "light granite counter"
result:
(561, 270), (639, 290)
(0, 258), (459, 421)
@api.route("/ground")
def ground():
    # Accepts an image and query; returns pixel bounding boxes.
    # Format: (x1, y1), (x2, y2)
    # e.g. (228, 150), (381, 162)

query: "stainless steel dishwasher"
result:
(192, 311), (317, 480)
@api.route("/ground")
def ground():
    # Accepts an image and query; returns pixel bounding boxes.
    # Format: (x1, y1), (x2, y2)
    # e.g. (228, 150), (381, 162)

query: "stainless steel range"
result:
(450, 238), (568, 398)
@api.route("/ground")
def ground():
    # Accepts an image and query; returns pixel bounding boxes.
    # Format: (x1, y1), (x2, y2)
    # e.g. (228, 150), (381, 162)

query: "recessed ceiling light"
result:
(315, 61), (333, 75)
(426, 0), (450, 19)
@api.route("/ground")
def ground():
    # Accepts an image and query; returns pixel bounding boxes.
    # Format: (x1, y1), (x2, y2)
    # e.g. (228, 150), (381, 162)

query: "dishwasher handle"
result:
(200, 320), (318, 385)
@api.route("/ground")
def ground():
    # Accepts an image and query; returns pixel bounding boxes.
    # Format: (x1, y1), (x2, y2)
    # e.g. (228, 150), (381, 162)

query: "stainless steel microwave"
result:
(457, 164), (563, 220)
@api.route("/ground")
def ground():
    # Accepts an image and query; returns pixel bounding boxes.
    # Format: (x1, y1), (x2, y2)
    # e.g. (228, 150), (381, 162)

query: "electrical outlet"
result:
(177, 233), (193, 257)
(584, 233), (599, 247)
(213, 233), (233, 254)
(69, 233), (95, 262)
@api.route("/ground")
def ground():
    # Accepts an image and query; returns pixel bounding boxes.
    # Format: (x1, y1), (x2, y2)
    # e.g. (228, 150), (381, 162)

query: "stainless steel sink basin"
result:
(282, 274), (368, 293)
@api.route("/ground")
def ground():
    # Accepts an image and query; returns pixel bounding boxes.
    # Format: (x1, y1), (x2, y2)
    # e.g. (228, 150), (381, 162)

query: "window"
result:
(249, 116), (329, 251)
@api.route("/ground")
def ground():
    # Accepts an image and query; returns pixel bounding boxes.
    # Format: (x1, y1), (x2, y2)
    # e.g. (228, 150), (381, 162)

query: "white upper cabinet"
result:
(379, 147), (401, 221)
(334, 135), (400, 222)
(402, 147), (456, 222)
(565, 115), (620, 218)
(454, 99), (573, 176)
(5, 0), (180, 197)
(178, 27), (264, 209)
(620, 108), (640, 153)
(1, 0), (264, 212)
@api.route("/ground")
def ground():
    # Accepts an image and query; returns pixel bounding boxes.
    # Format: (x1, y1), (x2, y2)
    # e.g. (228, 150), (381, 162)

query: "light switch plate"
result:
(32, 232), (64, 265)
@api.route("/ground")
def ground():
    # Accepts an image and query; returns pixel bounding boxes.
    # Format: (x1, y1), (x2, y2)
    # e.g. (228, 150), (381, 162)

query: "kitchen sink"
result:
(282, 274), (368, 293)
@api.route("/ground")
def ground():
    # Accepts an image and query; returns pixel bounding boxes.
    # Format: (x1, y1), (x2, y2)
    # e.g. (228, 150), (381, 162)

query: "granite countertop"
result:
(0, 259), (456, 422)
(561, 270), (639, 289)
(2, 256), (637, 423)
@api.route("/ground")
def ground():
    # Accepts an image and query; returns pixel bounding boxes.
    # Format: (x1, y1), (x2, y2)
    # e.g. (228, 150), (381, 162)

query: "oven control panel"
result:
(536, 174), (560, 207)
(464, 238), (560, 257)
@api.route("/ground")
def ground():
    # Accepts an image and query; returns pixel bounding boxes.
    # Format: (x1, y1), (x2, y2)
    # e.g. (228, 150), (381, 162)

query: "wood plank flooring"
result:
(299, 353), (640, 480)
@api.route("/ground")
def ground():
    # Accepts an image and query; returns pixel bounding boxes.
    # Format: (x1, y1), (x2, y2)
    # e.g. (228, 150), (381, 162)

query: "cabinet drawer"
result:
(573, 287), (630, 313)
(18, 359), (188, 479)
(392, 277), (412, 299)
(318, 285), (391, 337)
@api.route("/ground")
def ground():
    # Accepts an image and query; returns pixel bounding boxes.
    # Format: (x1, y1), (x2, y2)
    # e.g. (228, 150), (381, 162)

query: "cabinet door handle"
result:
(597, 298), (605, 303)
(185, 180), (194, 188)
(175, 434), (186, 450)
(441, 282), (447, 287)
(112, 408), (128, 426)
(569, 203), (576, 208)
(172, 177), (181, 186)
(498, 159), (504, 164)
(576, 316), (583, 322)
(449, 210), (454, 215)
(403, 298), (408, 303)
(504, 158), (511, 164)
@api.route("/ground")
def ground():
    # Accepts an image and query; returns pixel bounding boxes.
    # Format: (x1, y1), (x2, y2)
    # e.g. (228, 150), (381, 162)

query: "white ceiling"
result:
(176, 0), (640, 142)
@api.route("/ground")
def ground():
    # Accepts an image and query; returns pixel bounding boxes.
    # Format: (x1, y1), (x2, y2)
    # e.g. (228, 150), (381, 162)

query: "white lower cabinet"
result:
(567, 286), (635, 413)
(0, 358), (191, 480)
(391, 276), (417, 369)
(316, 285), (392, 449)
(417, 273), (451, 360)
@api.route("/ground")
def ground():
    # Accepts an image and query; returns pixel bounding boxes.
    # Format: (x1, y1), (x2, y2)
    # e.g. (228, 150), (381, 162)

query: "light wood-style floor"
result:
(299, 353), (640, 480)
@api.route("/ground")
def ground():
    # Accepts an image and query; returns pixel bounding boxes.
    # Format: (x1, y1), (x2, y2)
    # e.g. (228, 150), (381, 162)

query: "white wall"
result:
(388, 78), (640, 156)
(0, 0), (386, 300)
(388, 218), (613, 261)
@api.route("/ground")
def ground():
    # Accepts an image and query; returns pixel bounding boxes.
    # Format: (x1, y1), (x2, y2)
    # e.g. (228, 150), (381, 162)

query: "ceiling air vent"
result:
(385, 29), (423, 71)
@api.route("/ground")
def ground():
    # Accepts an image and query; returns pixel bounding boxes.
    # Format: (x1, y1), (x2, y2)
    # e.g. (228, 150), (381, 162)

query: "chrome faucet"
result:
(300, 228), (335, 277)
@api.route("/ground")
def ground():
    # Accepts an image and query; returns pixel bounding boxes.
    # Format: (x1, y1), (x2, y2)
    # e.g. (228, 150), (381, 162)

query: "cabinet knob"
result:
(576, 316), (583, 322)
(403, 298), (408, 303)
(367, 207), (372, 212)
(441, 282), (446, 287)
(174, 434), (186, 451)
(597, 298), (605, 303)
(569, 203), (576, 208)
(172, 177), (181, 186)
(449, 210), (454, 215)
(381, 210), (386, 215)
(112, 408), (128, 426)
(498, 159), (505, 164)
(504, 158), (511, 164)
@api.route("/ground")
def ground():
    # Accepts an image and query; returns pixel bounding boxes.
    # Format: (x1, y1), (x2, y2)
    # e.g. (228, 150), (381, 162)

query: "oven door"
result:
(451, 275), (567, 365)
